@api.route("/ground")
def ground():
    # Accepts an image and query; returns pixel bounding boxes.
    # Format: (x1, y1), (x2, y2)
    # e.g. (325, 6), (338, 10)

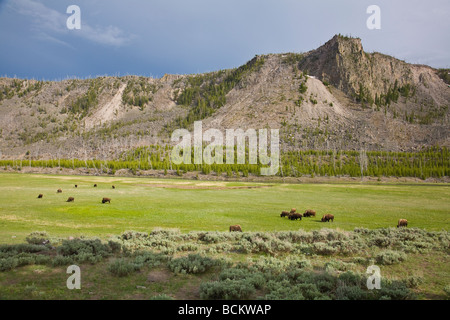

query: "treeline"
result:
(1, 146), (449, 180)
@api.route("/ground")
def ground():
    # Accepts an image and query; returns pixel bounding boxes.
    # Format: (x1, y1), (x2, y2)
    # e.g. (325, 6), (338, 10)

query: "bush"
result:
(335, 284), (368, 300)
(200, 279), (255, 300)
(377, 279), (413, 300)
(443, 285), (450, 299)
(133, 251), (169, 269)
(168, 254), (218, 274)
(26, 231), (50, 245)
(57, 239), (112, 259)
(108, 259), (139, 277)
(375, 250), (407, 265)
(52, 255), (74, 267)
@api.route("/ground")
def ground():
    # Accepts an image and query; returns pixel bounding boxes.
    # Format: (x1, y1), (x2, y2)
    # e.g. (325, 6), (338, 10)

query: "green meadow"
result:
(0, 172), (448, 243)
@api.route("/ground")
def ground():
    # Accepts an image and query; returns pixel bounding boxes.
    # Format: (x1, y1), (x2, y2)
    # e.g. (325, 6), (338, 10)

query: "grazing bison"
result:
(280, 211), (290, 218)
(37, 194), (43, 199)
(94, 184), (97, 187)
(66, 197), (74, 202)
(288, 212), (303, 221)
(112, 185), (115, 189)
(303, 209), (316, 217)
(229, 225), (242, 232)
(75, 185), (78, 188)
(290, 208), (297, 214)
(102, 197), (111, 204)
(397, 219), (408, 228)
(321, 214), (334, 222)
(57, 189), (62, 193)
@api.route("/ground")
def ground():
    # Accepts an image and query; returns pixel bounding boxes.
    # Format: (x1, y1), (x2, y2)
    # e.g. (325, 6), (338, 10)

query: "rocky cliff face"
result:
(0, 35), (448, 159)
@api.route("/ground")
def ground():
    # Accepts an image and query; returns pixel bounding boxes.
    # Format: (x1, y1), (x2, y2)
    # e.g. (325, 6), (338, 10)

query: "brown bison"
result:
(102, 197), (111, 204)
(229, 225), (242, 232)
(288, 212), (303, 221)
(280, 211), (290, 218)
(112, 185), (115, 189)
(94, 184), (97, 187)
(37, 194), (43, 199)
(397, 219), (408, 228)
(303, 209), (316, 217)
(57, 189), (62, 193)
(75, 185), (78, 188)
(290, 208), (297, 214)
(66, 197), (74, 202)
(321, 214), (334, 222)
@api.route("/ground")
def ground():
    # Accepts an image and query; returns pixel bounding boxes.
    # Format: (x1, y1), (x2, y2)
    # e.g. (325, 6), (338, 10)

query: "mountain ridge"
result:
(0, 35), (448, 160)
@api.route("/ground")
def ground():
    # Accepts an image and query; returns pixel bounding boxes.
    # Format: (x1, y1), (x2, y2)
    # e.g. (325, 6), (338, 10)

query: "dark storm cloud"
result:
(0, 0), (448, 80)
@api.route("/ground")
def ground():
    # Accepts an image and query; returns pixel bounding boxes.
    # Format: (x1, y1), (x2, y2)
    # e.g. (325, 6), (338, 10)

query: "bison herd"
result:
(36, 184), (115, 204)
(37, 183), (410, 233)
(279, 208), (407, 228)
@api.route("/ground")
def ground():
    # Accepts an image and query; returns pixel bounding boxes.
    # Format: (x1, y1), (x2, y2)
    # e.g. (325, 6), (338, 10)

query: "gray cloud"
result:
(7, 0), (134, 47)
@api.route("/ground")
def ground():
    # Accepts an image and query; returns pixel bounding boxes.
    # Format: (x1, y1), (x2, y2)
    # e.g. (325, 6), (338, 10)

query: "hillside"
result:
(0, 35), (449, 160)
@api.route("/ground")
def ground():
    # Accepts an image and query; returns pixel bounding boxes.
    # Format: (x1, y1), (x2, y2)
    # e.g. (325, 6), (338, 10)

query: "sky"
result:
(0, 0), (449, 80)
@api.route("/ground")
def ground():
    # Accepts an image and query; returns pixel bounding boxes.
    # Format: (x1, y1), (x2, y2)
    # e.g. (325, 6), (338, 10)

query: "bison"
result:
(229, 225), (242, 232)
(303, 209), (316, 217)
(66, 197), (74, 202)
(321, 214), (334, 222)
(288, 212), (303, 221)
(75, 185), (78, 188)
(102, 197), (111, 204)
(280, 211), (290, 218)
(112, 185), (115, 189)
(397, 219), (408, 228)
(57, 189), (62, 193)
(37, 194), (43, 199)
(94, 184), (97, 187)
(290, 208), (297, 214)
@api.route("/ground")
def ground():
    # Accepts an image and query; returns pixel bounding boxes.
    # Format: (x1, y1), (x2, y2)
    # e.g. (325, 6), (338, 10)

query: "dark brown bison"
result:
(37, 194), (43, 199)
(290, 208), (297, 214)
(397, 219), (408, 228)
(66, 197), (74, 202)
(112, 185), (115, 189)
(280, 211), (290, 218)
(75, 185), (78, 188)
(94, 184), (97, 187)
(229, 225), (242, 232)
(321, 214), (334, 222)
(303, 209), (316, 217)
(57, 189), (62, 193)
(288, 212), (303, 221)
(102, 197), (111, 204)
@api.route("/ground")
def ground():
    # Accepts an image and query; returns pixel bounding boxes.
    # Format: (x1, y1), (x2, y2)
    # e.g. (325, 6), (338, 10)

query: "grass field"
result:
(0, 172), (448, 243)
(0, 172), (449, 300)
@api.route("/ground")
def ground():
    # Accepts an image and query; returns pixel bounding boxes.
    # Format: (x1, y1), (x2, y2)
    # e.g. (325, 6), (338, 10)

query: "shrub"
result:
(404, 275), (424, 289)
(199, 279), (255, 300)
(51, 255), (74, 267)
(26, 231), (50, 245)
(377, 279), (413, 300)
(443, 285), (450, 299)
(375, 250), (407, 265)
(108, 259), (139, 277)
(133, 251), (169, 269)
(335, 284), (368, 300)
(168, 254), (218, 274)
(0, 257), (18, 272)
(57, 239), (112, 259)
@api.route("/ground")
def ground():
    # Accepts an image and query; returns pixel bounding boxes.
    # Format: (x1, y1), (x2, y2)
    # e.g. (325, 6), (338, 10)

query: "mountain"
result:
(0, 35), (449, 160)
